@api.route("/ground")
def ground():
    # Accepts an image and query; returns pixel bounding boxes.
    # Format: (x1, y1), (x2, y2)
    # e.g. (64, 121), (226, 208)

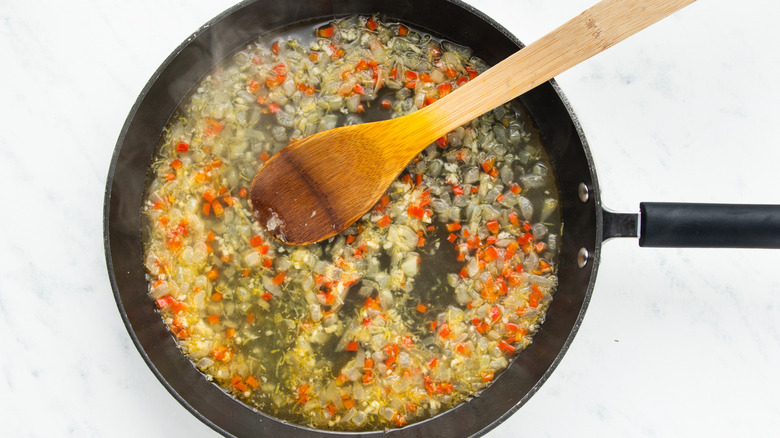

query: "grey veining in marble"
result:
(2, 0), (780, 436)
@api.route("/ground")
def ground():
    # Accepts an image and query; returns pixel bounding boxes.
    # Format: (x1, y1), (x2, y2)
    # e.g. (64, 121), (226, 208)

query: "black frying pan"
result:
(103, 1), (780, 436)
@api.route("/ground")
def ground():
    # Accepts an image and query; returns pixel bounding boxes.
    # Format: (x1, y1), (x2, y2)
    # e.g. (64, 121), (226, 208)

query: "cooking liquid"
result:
(142, 16), (561, 431)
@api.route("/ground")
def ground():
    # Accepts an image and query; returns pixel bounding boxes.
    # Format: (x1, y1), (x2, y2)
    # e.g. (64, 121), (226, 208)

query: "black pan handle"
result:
(603, 203), (780, 248)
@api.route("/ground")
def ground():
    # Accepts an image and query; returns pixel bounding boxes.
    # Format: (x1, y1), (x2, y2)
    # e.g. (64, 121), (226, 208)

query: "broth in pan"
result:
(142, 15), (561, 431)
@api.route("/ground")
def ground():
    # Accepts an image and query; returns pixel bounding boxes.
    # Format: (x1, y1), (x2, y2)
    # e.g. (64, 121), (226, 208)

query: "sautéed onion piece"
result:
(142, 15), (561, 431)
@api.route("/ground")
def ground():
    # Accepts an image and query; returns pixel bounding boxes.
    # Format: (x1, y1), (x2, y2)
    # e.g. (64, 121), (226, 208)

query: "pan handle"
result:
(603, 203), (780, 248)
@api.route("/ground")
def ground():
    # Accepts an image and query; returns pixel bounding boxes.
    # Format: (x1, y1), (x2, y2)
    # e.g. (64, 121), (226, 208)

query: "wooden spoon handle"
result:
(421, 0), (696, 134)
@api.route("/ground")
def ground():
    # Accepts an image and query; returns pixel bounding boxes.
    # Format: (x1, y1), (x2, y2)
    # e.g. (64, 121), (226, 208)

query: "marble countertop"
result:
(3, 0), (780, 436)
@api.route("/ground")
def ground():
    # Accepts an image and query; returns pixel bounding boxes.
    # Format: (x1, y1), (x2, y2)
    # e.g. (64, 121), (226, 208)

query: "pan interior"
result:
(105, 1), (600, 436)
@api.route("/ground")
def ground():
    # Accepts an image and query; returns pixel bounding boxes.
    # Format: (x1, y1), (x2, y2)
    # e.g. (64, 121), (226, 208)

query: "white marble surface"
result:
(3, 0), (780, 436)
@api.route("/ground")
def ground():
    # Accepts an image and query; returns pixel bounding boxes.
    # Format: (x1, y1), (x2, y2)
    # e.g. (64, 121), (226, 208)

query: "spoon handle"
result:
(421, 0), (696, 134)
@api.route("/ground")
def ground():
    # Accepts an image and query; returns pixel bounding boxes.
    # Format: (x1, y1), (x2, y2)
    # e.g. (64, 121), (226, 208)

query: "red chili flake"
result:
(518, 232), (534, 245)
(366, 17), (377, 31)
(490, 305), (501, 321)
(498, 340), (515, 354)
(438, 82), (452, 97)
(272, 272), (286, 285)
(377, 214), (392, 227)
(176, 141), (189, 152)
(504, 271), (521, 287)
(481, 157), (495, 173)
(446, 222), (462, 232)
(486, 220), (500, 234)
(297, 384), (309, 404)
(266, 74), (286, 88)
(317, 26), (334, 38)
(483, 245), (499, 262)
(408, 204), (425, 219)
(452, 185), (464, 196)
(424, 376), (435, 394)
(437, 382), (454, 394)
(529, 284), (543, 308)
(230, 376), (248, 392)
(155, 295), (174, 308)
(245, 375), (260, 389)
(212, 200), (224, 216)
(202, 190), (216, 203)
(273, 63), (287, 75)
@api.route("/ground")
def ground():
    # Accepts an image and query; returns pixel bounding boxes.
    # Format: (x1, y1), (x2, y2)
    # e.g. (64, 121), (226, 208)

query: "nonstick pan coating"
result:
(105, 0), (601, 436)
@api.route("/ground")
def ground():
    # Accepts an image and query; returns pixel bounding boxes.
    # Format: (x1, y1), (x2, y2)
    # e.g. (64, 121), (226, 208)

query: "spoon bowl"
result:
(251, 0), (696, 245)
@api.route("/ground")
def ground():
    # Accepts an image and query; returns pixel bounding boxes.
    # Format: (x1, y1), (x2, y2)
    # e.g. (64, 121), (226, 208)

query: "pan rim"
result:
(104, 0), (603, 436)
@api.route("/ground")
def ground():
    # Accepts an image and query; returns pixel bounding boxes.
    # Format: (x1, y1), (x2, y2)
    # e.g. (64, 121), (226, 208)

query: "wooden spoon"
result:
(251, 0), (695, 245)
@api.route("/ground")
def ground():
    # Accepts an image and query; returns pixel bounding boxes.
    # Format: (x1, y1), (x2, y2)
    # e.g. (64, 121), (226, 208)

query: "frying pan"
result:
(103, 0), (780, 436)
